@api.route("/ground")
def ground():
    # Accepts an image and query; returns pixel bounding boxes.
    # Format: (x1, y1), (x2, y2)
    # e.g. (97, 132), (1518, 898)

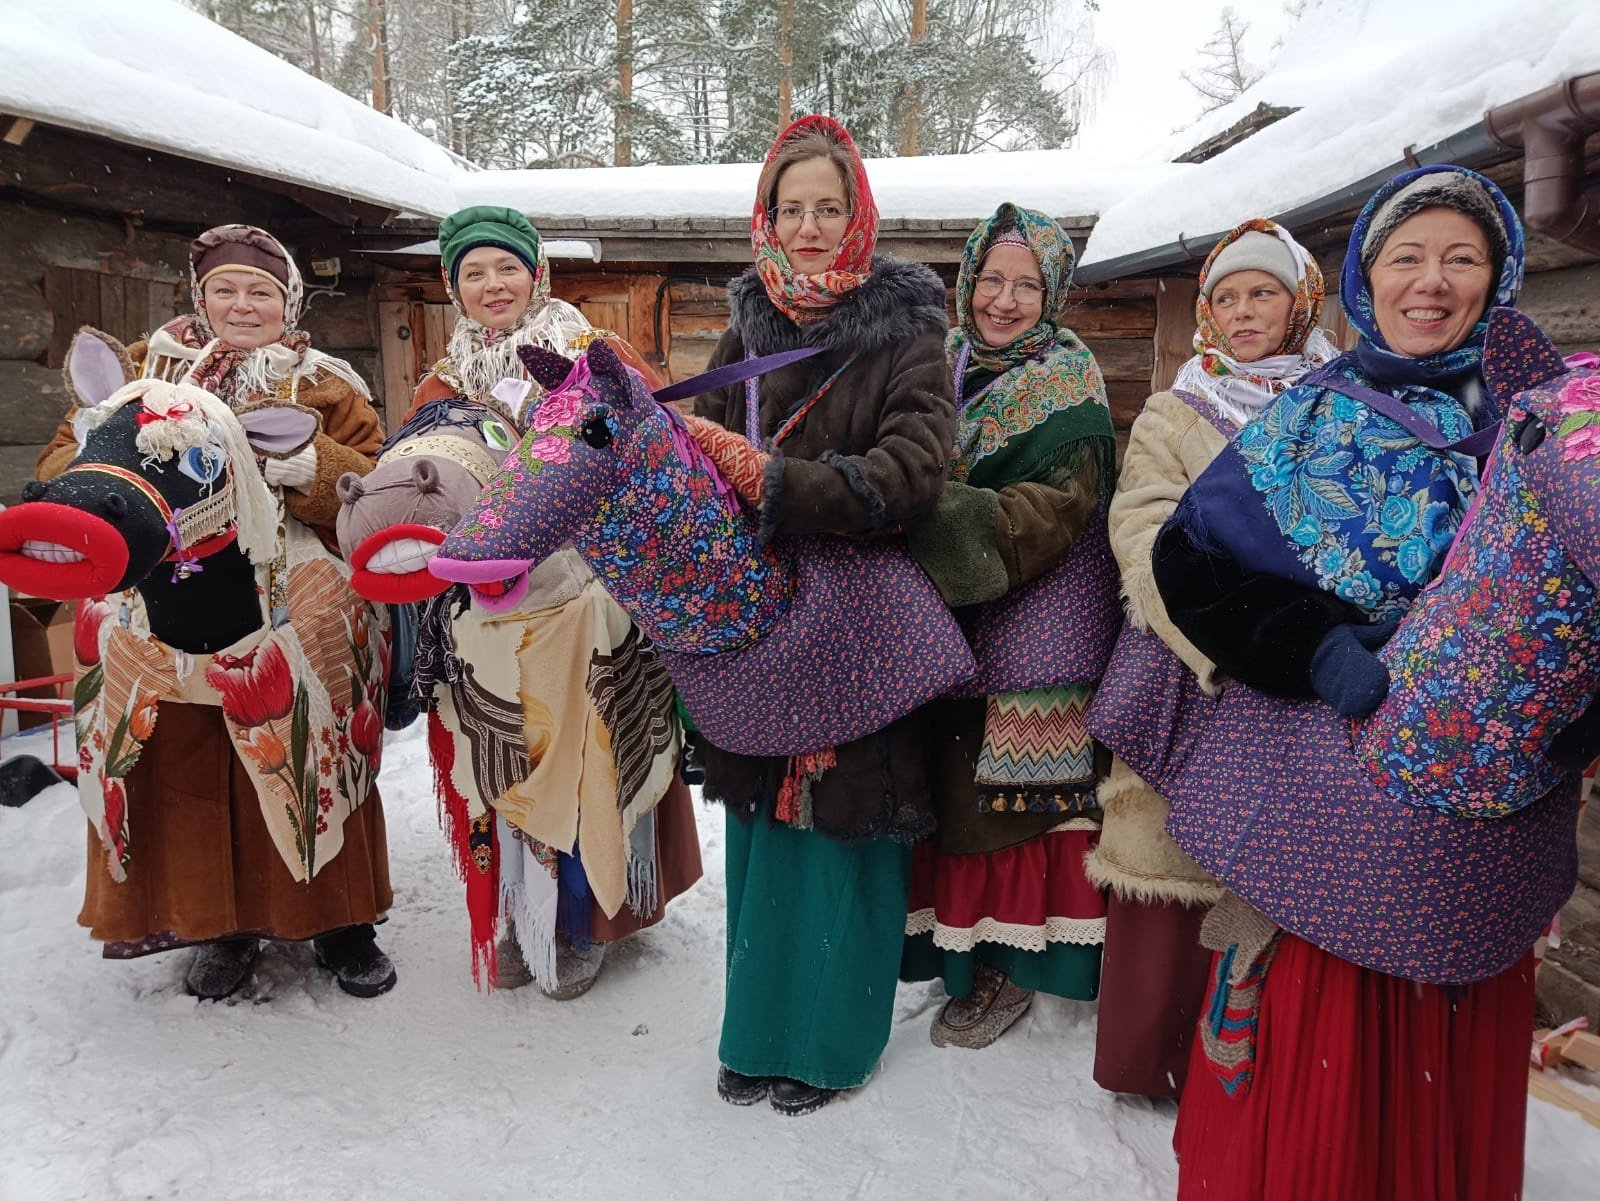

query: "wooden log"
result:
(0, 361), (71, 444)
(0, 282), (51, 359)
(1062, 295), (1157, 339)
(1084, 336), (1155, 382)
(1520, 263), (1600, 347)
(0, 204), (190, 286)
(0, 125), (273, 231)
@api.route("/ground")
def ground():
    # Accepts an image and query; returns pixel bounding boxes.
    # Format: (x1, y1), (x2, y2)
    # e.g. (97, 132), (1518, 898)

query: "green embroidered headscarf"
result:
(948, 203), (1114, 495)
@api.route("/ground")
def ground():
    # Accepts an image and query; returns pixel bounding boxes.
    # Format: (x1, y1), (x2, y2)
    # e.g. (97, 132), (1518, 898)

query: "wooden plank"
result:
(0, 362), (71, 444)
(97, 273), (134, 346)
(1152, 277), (1200, 393)
(667, 337), (716, 381)
(1528, 1067), (1600, 1130)
(1, 116), (35, 146)
(421, 304), (453, 374)
(0, 282), (51, 359)
(376, 301), (419, 433)
(145, 279), (182, 343)
(577, 300), (629, 336)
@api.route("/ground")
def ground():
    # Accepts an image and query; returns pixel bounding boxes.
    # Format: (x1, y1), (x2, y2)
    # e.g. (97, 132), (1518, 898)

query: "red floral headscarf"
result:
(751, 115), (879, 325)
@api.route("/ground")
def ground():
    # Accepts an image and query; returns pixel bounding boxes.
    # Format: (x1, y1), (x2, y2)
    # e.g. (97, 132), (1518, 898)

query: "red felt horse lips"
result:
(0, 503), (130, 600)
(348, 523), (449, 604)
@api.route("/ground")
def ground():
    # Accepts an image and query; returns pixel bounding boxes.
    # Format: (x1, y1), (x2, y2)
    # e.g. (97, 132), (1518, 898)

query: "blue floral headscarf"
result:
(1169, 165), (1526, 620)
(1340, 164), (1525, 397)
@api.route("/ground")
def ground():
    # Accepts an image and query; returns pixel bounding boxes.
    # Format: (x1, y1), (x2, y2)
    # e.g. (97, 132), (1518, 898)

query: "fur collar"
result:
(728, 255), (949, 357)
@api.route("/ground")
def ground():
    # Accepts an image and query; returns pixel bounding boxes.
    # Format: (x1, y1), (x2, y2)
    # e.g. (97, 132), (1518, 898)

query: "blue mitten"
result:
(1310, 620), (1399, 718)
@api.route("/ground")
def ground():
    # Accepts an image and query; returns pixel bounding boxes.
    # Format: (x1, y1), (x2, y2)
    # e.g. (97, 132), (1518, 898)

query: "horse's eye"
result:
(179, 444), (225, 484)
(1514, 412), (1546, 454)
(480, 419), (512, 451)
(580, 415), (614, 449)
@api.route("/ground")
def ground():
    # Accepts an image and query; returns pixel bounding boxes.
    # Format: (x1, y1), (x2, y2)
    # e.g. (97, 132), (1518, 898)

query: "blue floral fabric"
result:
(1171, 165), (1526, 620)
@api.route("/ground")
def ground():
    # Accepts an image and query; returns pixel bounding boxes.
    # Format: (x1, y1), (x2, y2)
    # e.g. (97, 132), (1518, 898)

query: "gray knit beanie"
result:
(1359, 173), (1509, 272)
(1201, 231), (1300, 298)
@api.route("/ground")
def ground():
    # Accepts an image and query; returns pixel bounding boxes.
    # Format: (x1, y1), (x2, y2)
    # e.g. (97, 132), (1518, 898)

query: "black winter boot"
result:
(768, 1077), (837, 1116)
(184, 937), (260, 1000)
(313, 924), (397, 998)
(716, 1066), (772, 1106)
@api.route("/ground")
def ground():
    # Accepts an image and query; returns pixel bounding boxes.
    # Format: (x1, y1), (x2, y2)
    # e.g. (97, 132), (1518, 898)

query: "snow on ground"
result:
(1, 720), (1598, 1201)
(1078, 0), (1600, 269)
(0, 0), (464, 218)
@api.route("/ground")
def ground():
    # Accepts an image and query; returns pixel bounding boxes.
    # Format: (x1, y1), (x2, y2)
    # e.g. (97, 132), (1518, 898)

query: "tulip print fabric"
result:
(74, 520), (389, 882)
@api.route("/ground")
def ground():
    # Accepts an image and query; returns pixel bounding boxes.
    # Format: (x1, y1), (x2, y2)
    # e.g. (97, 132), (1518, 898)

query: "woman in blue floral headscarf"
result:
(1166, 166), (1541, 1201)
(1154, 164), (1523, 720)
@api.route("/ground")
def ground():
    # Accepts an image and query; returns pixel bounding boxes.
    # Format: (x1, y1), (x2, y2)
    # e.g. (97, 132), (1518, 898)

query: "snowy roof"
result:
(457, 151), (1188, 228)
(1078, 0), (1600, 273)
(0, 0), (465, 218)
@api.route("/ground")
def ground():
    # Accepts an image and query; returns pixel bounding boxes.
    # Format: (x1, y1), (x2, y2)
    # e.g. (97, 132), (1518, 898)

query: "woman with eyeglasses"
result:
(898, 203), (1116, 1049)
(1087, 219), (1337, 1100)
(684, 115), (956, 1116)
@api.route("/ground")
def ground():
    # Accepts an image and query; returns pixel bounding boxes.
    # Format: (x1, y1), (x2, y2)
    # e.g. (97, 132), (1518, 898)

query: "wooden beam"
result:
(1152, 277), (1200, 394)
(2, 116), (34, 146)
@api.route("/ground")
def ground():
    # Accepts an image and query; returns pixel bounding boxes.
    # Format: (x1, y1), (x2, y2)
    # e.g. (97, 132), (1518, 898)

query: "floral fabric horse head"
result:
(430, 338), (977, 756)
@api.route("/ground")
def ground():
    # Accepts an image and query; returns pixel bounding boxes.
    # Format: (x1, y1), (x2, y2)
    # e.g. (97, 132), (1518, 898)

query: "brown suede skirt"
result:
(79, 701), (393, 957)
(589, 774), (704, 942)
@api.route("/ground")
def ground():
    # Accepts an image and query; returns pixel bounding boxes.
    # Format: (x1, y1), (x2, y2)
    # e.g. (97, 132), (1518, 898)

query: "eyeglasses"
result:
(769, 203), (851, 229)
(973, 272), (1044, 302)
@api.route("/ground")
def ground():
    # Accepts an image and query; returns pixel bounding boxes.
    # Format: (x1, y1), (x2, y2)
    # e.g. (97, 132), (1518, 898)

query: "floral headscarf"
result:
(1341, 163), (1524, 395)
(1172, 218), (1339, 430)
(750, 115), (879, 326)
(946, 203), (1113, 495)
(143, 224), (368, 407)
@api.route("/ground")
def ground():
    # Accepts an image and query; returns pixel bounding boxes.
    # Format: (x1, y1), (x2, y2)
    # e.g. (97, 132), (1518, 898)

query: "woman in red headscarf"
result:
(686, 117), (957, 1115)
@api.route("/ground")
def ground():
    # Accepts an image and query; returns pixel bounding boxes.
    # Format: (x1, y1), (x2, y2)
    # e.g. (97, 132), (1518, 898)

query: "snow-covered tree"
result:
(1183, 6), (1264, 114)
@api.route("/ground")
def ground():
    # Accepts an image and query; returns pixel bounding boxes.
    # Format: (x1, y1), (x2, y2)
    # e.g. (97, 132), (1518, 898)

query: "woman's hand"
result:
(684, 414), (769, 506)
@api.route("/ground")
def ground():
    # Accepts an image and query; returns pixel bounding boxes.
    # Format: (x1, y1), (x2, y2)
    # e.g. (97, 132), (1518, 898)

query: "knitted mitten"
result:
(684, 414), (770, 505)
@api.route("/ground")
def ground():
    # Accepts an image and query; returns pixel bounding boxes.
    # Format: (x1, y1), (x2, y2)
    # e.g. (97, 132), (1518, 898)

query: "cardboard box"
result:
(8, 596), (74, 728)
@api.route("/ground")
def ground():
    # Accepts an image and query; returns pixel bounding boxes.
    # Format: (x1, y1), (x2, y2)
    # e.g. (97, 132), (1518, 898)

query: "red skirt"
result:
(906, 821), (1106, 953)
(1175, 933), (1535, 1201)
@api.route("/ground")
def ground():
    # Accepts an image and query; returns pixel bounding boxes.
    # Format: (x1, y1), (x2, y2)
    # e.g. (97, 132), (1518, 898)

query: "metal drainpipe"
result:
(1484, 72), (1600, 255)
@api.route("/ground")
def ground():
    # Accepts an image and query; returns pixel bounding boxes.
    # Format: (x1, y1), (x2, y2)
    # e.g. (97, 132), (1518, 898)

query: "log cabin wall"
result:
(0, 122), (390, 502)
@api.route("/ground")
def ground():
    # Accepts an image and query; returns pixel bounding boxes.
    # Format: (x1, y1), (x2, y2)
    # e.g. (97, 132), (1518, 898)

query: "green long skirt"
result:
(718, 809), (913, 1090)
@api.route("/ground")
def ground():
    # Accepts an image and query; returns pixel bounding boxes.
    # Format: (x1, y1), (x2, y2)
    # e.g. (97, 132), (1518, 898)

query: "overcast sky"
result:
(1075, 0), (1299, 157)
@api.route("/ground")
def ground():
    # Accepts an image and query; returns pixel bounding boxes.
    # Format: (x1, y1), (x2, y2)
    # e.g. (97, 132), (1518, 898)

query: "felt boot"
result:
(184, 937), (260, 1000)
(314, 924), (397, 998)
(929, 964), (1033, 1049)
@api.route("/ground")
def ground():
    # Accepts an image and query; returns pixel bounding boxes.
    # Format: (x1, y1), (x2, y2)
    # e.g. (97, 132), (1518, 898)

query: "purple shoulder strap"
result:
(651, 346), (822, 406)
(1302, 366), (1501, 457)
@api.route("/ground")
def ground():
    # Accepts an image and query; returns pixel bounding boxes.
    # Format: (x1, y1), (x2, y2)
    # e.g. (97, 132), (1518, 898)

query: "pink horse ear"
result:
(519, 346), (575, 390)
(64, 327), (134, 409)
(236, 402), (321, 457)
